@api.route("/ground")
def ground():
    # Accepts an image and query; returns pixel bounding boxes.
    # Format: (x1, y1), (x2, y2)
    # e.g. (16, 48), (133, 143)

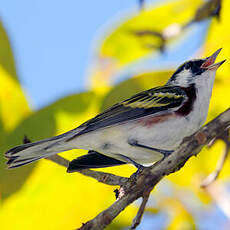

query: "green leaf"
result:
(0, 91), (97, 200)
(0, 21), (18, 81)
(0, 21), (31, 136)
(0, 21), (32, 200)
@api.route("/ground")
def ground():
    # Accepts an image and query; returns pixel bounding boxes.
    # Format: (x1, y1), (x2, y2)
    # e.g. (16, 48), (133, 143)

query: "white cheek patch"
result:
(174, 69), (193, 87)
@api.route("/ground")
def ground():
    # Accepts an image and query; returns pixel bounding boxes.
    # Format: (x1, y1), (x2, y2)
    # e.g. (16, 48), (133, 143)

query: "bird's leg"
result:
(128, 139), (173, 157)
(116, 154), (145, 180)
(117, 154), (144, 170)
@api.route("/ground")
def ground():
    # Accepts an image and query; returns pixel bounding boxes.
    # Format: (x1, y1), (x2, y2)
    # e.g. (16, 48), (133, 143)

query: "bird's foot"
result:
(117, 154), (145, 181)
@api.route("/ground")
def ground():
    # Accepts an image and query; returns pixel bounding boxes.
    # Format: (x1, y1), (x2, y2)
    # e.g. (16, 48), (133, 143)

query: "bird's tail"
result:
(5, 130), (78, 168)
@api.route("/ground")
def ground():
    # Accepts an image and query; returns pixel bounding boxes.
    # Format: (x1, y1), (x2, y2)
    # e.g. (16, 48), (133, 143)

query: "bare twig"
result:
(201, 128), (230, 187)
(201, 128), (230, 221)
(46, 154), (128, 186)
(191, 0), (221, 23)
(73, 169), (129, 186)
(131, 192), (150, 229)
(132, 30), (163, 38)
(201, 142), (230, 188)
(46, 155), (69, 168)
(76, 108), (230, 230)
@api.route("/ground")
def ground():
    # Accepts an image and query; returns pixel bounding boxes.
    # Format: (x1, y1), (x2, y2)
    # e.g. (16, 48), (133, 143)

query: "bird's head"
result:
(167, 49), (226, 88)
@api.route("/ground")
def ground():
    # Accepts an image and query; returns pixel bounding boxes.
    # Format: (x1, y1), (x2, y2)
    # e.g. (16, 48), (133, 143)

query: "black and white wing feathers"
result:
(71, 85), (188, 137)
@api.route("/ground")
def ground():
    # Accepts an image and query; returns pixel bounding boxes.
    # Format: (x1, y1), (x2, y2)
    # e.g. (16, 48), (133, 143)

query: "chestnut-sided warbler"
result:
(5, 49), (226, 171)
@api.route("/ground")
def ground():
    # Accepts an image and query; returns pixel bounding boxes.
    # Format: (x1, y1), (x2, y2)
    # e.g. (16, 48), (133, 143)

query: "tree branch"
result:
(46, 154), (69, 167)
(45, 155), (128, 186)
(201, 142), (230, 188)
(131, 191), (150, 229)
(76, 108), (230, 230)
(72, 169), (129, 186)
(201, 129), (230, 187)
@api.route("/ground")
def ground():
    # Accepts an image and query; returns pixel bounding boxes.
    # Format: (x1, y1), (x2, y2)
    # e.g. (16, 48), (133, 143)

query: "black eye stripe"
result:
(169, 59), (205, 82)
(190, 60), (205, 74)
(185, 62), (191, 69)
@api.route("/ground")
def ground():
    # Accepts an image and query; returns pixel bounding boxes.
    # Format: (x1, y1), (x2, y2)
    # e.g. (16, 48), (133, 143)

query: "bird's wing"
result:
(70, 85), (187, 138)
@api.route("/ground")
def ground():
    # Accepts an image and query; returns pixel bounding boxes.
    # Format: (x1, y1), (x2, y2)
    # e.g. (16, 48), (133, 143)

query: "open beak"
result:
(201, 48), (226, 71)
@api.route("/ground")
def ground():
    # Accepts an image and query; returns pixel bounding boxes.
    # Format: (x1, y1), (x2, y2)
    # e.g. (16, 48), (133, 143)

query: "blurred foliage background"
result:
(0, 0), (230, 229)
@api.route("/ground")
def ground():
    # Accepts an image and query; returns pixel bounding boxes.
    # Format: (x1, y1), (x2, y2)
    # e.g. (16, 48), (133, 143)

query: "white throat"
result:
(195, 70), (216, 107)
(186, 69), (216, 131)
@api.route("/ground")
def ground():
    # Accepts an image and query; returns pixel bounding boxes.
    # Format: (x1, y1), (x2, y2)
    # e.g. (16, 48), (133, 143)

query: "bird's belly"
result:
(128, 115), (193, 150)
(71, 113), (204, 164)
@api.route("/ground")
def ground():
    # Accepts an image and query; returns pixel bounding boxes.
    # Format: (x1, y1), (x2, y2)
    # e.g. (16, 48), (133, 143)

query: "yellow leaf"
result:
(89, 0), (202, 88)
(203, 0), (230, 81)
(0, 66), (30, 132)
(100, 0), (201, 65)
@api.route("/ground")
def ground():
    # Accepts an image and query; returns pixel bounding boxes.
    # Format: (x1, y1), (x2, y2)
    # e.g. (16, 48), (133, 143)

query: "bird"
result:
(5, 49), (226, 172)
